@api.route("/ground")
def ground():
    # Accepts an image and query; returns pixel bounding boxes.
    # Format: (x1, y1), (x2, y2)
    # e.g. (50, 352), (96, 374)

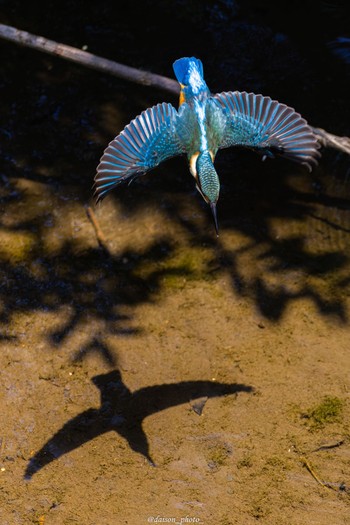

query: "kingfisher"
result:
(95, 57), (320, 234)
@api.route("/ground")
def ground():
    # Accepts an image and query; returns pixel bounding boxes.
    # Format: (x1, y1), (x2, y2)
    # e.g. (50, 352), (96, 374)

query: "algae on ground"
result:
(237, 453), (253, 469)
(303, 396), (344, 428)
(206, 441), (232, 468)
(135, 244), (218, 291)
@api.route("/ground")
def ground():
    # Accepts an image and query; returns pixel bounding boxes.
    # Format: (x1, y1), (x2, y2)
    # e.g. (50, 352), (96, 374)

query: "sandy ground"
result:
(0, 6), (350, 522)
(1, 158), (350, 524)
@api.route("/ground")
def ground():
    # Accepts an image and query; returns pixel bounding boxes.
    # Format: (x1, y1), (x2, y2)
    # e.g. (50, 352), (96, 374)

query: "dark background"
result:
(0, 0), (349, 206)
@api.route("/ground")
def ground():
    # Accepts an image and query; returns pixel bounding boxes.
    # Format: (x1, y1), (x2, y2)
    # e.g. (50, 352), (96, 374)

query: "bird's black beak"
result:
(210, 202), (219, 236)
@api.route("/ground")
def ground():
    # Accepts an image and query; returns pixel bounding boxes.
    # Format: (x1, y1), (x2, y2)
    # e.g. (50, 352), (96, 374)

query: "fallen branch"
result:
(0, 23), (179, 94)
(311, 127), (350, 155)
(1, 23), (350, 155)
(300, 455), (334, 491)
(85, 205), (111, 254)
(311, 440), (345, 453)
(292, 441), (348, 493)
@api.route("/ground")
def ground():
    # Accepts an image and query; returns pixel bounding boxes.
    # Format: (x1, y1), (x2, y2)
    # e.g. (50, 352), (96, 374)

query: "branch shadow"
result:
(24, 369), (253, 478)
(150, 153), (350, 322)
(0, 1), (350, 354)
(0, 203), (194, 364)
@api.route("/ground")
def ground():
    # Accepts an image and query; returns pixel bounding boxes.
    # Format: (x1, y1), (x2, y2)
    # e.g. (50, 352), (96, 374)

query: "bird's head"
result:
(194, 151), (220, 235)
(173, 57), (210, 104)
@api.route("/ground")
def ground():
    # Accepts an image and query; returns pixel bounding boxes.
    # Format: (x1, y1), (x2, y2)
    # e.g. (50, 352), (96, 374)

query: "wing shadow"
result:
(24, 369), (253, 479)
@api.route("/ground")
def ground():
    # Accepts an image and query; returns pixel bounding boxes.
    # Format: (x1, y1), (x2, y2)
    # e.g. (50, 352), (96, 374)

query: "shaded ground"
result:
(1, 2), (350, 524)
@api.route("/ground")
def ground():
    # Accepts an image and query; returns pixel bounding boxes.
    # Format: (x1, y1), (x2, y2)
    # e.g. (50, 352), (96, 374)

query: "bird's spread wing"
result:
(95, 102), (184, 201)
(214, 91), (320, 171)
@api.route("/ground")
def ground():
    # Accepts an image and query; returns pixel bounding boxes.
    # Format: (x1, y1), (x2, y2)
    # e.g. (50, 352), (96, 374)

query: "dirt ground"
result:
(1, 3), (350, 524)
(1, 154), (350, 525)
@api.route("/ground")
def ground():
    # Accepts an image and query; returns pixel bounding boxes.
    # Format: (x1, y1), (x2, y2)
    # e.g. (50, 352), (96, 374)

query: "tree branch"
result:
(1, 22), (350, 155)
(85, 205), (111, 255)
(311, 127), (350, 155)
(0, 23), (179, 94)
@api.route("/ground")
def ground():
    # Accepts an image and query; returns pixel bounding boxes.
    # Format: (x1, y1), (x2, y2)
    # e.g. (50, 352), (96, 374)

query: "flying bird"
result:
(95, 57), (320, 234)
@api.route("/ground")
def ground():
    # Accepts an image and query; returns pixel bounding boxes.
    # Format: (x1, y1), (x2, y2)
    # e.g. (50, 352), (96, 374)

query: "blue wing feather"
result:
(95, 102), (183, 202)
(215, 91), (320, 171)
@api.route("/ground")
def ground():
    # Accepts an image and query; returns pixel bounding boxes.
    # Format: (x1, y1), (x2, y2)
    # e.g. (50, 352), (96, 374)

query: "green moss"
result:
(206, 442), (232, 467)
(135, 245), (219, 290)
(237, 453), (253, 469)
(208, 447), (227, 466)
(303, 396), (344, 428)
(249, 490), (271, 520)
(161, 274), (187, 289)
(265, 456), (288, 469)
(165, 248), (217, 284)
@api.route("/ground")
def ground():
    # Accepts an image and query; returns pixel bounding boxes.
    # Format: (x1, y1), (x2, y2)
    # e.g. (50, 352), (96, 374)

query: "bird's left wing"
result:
(214, 91), (320, 171)
(95, 102), (184, 201)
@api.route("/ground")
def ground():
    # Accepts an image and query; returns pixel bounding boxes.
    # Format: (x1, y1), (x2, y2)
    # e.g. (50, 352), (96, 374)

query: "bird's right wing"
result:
(95, 102), (184, 201)
(214, 91), (320, 171)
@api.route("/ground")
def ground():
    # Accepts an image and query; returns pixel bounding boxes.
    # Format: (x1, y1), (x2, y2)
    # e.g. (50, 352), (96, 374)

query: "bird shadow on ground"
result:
(24, 369), (253, 478)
